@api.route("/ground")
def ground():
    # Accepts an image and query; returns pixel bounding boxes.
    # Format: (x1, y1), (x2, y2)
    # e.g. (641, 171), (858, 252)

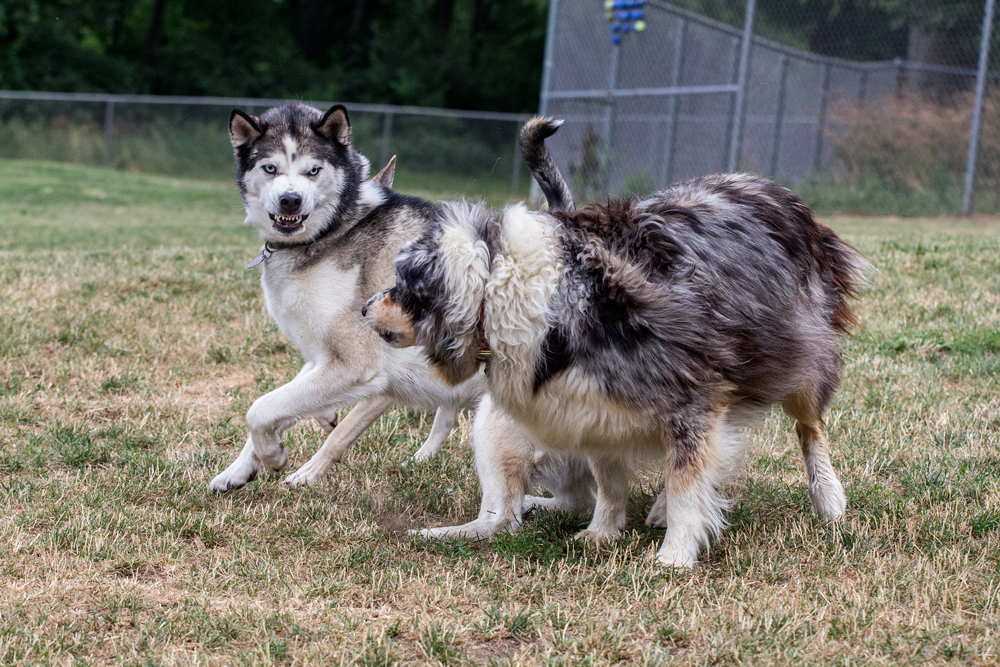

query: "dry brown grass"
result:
(1, 162), (999, 665)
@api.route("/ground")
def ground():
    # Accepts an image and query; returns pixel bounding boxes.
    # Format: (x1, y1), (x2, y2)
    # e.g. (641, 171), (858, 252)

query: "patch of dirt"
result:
(109, 564), (164, 583)
(175, 369), (256, 413)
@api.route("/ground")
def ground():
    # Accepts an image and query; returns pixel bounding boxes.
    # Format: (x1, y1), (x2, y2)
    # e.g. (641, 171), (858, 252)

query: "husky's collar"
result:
(247, 242), (276, 268)
(246, 194), (382, 269)
(475, 300), (491, 362)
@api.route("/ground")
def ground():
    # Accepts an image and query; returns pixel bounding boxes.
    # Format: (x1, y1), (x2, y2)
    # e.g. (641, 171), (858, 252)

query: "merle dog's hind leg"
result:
(656, 409), (739, 569)
(410, 405), (458, 462)
(783, 388), (847, 520)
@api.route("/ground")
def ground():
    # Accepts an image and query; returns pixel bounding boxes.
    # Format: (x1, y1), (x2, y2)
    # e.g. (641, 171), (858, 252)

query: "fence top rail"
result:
(0, 90), (533, 123)
(547, 83), (739, 100)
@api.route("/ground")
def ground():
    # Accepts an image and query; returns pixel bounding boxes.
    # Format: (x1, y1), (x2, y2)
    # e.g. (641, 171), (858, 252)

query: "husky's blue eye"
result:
(262, 164), (276, 174)
(307, 166), (321, 177)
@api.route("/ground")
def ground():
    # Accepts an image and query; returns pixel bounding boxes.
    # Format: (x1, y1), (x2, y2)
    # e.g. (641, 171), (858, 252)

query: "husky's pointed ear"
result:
(314, 104), (351, 146)
(371, 155), (396, 187)
(229, 109), (262, 148)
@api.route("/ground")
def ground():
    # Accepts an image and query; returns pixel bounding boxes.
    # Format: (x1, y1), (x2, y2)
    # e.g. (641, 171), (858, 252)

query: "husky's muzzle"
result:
(269, 191), (310, 233)
(363, 288), (417, 348)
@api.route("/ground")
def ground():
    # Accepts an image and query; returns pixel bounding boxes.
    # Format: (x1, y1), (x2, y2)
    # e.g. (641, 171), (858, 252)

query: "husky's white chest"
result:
(260, 253), (360, 362)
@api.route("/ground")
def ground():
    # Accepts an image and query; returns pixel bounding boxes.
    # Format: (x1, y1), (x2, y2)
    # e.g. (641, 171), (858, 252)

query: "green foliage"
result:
(0, 0), (548, 113)
(620, 169), (657, 198)
(1, 0), (988, 116)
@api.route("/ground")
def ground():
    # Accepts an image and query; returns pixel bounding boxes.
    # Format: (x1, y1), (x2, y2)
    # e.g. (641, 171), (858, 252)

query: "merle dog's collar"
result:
(475, 300), (491, 362)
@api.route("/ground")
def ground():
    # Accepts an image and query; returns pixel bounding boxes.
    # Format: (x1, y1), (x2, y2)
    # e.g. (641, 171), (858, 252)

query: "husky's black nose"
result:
(279, 192), (302, 214)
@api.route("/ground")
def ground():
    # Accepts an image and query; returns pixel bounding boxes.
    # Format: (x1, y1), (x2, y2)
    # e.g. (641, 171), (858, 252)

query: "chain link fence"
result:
(0, 91), (532, 199)
(539, 0), (1000, 216)
(3, 1), (997, 215)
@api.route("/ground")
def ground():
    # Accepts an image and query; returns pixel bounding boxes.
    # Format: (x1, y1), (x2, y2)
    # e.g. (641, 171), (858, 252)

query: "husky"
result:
(208, 102), (490, 493)
(364, 117), (869, 568)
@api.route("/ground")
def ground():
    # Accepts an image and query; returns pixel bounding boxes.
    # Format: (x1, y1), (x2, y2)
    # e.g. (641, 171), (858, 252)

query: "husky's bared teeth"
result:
(268, 213), (309, 226)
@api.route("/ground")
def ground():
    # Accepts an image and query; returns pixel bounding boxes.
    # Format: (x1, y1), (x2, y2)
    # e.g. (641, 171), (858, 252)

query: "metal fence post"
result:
(380, 110), (394, 171)
(511, 121), (523, 195)
(658, 17), (688, 187)
(602, 42), (622, 161)
(537, 0), (560, 117)
(102, 101), (115, 168)
(812, 63), (832, 174)
(726, 0), (757, 173)
(531, 0), (560, 204)
(963, 0), (997, 217)
(769, 54), (790, 178)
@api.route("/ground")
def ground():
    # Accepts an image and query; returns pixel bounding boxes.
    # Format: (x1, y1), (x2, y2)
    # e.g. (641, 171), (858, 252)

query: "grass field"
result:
(1, 160), (999, 666)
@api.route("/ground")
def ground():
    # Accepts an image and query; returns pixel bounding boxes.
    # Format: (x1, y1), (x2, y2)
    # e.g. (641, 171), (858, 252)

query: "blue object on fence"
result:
(605, 0), (646, 44)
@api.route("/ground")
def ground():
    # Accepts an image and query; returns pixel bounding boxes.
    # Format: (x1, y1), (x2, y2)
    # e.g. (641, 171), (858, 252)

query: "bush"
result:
(831, 91), (1000, 200)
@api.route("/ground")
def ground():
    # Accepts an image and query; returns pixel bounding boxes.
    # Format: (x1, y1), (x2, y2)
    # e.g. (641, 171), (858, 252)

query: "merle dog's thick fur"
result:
(367, 123), (869, 566)
(536, 180), (861, 423)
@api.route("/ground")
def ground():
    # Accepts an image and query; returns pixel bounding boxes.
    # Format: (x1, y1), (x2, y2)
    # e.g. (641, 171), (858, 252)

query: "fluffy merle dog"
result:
(365, 118), (869, 568)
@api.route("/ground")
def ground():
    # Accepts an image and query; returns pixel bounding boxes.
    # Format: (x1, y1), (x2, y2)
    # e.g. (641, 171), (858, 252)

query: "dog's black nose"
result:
(279, 192), (302, 214)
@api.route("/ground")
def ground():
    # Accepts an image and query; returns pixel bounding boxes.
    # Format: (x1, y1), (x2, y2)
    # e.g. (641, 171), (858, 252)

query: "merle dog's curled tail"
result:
(520, 117), (574, 212)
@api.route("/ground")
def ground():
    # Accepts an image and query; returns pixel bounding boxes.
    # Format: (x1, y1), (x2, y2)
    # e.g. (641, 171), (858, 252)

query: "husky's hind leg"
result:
(529, 451), (596, 515)
(283, 395), (395, 488)
(574, 455), (630, 542)
(410, 405), (458, 462)
(415, 394), (533, 539)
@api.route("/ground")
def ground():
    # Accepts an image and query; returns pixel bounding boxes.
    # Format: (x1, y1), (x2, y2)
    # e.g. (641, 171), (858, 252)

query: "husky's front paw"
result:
(409, 445), (436, 463)
(209, 458), (260, 494)
(282, 467), (317, 489)
(413, 519), (513, 541)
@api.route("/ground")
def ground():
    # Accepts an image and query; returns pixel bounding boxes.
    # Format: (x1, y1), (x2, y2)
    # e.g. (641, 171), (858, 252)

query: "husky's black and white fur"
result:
(209, 102), (491, 492)
(365, 118), (869, 567)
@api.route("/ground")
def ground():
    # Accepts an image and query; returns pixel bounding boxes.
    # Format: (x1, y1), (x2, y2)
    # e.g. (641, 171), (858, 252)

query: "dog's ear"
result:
(371, 155), (396, 187)
(314, 104), (352, 146)
(229, 109), (262, 148)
